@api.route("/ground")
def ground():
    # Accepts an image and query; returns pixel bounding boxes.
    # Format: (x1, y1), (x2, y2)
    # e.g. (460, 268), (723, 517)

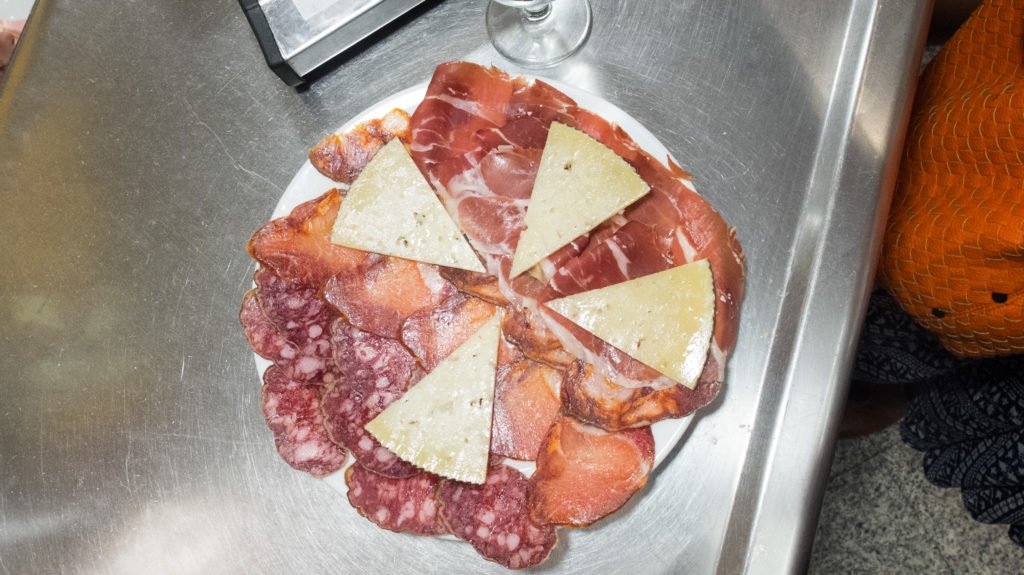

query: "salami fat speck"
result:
(438, 465), (557, 570)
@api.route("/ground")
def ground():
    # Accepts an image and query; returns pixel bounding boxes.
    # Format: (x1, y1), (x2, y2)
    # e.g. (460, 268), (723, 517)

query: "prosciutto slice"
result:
(322, 320), (422, 478)
(261, 366), (347, 478)
(527, 414), (655, 526)
(491, 338), (562, 461)
(408, 61), (744, 428)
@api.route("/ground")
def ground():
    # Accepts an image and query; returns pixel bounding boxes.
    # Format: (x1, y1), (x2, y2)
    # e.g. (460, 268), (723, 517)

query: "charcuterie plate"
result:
(254, 77), (698, 493)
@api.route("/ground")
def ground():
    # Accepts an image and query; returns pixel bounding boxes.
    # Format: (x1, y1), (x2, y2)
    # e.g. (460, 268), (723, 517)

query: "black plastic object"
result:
(238, 0), (304, 87)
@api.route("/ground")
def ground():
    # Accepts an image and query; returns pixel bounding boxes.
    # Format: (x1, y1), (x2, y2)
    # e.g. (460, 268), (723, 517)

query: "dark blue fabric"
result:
(852, 290), (1024, 546)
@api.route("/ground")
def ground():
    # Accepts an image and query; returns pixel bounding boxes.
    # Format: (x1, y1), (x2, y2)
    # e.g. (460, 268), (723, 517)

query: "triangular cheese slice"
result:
(364, 313), (501, 484)
(545, 260), (715, 389)
(510, 122), (650, 277)
(330, 139), (484, 272)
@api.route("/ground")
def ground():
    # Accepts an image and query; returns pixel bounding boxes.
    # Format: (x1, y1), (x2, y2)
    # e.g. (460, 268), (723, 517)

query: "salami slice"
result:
(528, 414), (654, 527)
(322, 320), (422, 478)
(240, 269), (338, 384)
(438, 464), (558, 570)
(345, 464), (447, 535)
(262, 366), (347, 478)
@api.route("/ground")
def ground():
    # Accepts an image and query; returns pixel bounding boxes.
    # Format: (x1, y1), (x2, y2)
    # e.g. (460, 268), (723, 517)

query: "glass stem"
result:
(522, 4), (552, 22)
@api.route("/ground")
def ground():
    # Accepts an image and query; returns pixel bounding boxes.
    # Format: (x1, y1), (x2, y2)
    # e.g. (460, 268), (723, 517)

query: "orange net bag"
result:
(881, 0), (1024, 358)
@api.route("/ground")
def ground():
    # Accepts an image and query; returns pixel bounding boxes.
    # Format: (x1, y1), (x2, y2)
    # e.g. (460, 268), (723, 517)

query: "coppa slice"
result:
(365, 313), (502, 484)
(330, 138), (484, 272)
(545, 260), (715, 389)
(528, 415), (654, 526)
(510, 122), (650, 277)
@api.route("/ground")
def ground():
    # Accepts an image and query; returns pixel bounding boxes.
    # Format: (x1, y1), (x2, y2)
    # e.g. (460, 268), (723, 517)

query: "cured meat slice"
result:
(410, 63), (514, 170)
(240, 269), (337, 383)
(248, 190), (371, 286)
(323, 258), (456, 339)
(323, 320), (422, 478)
(438, 267), (510, 306)
(345, 464), (447, 536)
(401, 292), (498, 371)
(438, 464), (558, 570)
(501, 307), (574, 369)
(410, 63), (572, 277)
(528, 414), (654, 526)
(492, 338), (563, 461)
(410, 62), (743, 406)
(561, 356), (723, 431)
(546, 220), (672, 297)
(262, 366), (347, 478)
(569, 107), (744, 352)
(308, 109), (411, 184)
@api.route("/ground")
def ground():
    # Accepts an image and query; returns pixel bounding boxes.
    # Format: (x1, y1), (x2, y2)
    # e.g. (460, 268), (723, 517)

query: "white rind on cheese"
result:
(329, 139), (485, 272)
(544, 260), (715, 389)
(364, 313), (502, 484)
(510, 122), (650, 277)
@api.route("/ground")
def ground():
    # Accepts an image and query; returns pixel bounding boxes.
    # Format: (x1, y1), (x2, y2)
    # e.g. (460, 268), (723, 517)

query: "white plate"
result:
(255, 77), (694, 494)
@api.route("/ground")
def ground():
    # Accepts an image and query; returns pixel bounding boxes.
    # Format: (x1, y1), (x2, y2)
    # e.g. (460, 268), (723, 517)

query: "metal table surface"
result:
(0, 1), (929, 573)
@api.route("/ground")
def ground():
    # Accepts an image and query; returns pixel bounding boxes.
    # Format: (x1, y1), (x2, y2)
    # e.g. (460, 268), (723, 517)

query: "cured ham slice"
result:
(248, 190), (370, 286)
(345, 465), (447, 536)
(570, 107), (744, 351)
(546, 221), (671, 297)
(438, 464), (558, 570)
(528, 414), (654, 526)
(309, 109), (411, 184)
(261, 366), (347, 478)
(491, 338), (562, 461)
(401, 292), (498, 371)
(409, 62), (744, 426)
(410, 63), (570, 275)
(322, 320), (422, 478)
(561, 358), (723, 431)
(240, 269), (337, 384)
(323, 258), (456, 339)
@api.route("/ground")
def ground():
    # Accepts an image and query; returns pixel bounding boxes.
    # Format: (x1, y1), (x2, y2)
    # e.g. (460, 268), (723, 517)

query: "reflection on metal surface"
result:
(0, 0), (928, 573)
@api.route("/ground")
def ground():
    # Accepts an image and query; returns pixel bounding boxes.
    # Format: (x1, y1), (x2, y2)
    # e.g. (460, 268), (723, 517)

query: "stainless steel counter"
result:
(0, 1), (929, 573)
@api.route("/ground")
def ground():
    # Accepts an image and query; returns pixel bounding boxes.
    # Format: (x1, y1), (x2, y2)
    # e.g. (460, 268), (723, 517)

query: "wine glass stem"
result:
(522, 4), (552, 22)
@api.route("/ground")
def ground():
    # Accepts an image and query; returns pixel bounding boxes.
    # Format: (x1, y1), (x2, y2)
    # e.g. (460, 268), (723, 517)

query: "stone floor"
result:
(809, 425), (1024, 574)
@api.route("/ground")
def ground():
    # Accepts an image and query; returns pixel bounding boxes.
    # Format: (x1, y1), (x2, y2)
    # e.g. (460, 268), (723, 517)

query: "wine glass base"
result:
(486, 0), (592, 69)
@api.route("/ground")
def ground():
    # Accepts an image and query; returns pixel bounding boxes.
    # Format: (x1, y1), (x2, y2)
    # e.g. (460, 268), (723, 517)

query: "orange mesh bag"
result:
(880, 0), (1024, 358)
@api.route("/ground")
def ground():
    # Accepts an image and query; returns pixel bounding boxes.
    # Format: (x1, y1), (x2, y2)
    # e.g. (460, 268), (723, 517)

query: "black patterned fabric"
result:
(852, 290), (1024, 546)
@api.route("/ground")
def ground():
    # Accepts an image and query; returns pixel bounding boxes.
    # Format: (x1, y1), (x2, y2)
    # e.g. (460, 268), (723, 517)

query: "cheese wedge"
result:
(364, 313), (502, 484)
(330, 139), (484, 272)
(545, 260), (715, 389)
(510, 122), (650, 277)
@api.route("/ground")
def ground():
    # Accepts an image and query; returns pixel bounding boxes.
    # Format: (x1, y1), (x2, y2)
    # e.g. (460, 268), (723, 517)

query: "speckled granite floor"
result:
(809, 426), (1024, 574)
